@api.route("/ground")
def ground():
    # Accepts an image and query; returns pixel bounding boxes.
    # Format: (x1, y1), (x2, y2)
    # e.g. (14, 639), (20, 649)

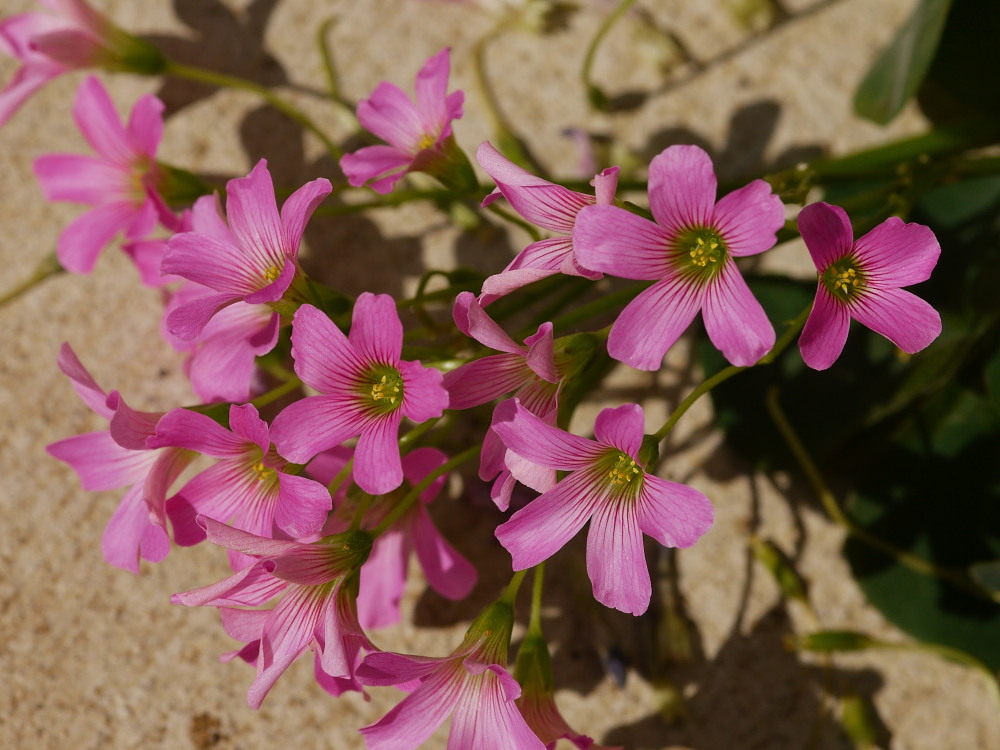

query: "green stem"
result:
(249, 375), (302, 409)
(162, 59), (342, 160)
(652, 303), (811, 442)
(500, 568), (529, 606)
(371, 444), (480, 538)
(326, 457), (354, 497)
(550, 281), (651, 333)
(0, 252), (64, 308)
(766, 387), (1000, 604)
(398, 417), (441, 453)
(528, 562), (546, 634)
(581, 0), (638, 110)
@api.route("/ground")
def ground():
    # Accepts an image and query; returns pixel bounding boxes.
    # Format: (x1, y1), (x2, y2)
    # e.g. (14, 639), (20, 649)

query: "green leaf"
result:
(970, 561), (1000, 594)
(854, 0), (953, 124)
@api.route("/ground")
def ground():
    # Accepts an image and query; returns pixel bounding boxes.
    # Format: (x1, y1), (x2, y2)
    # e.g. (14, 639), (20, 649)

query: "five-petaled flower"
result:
(492, 400), (714, 615)
(797, 201), (942, 370)
(270, 294), (450, 495)
(573, 144), (784, 370)
(340, 47), (465, 194)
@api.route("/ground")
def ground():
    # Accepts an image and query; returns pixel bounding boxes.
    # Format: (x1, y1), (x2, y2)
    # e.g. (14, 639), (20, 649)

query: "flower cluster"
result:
(17, 13), (947, 748)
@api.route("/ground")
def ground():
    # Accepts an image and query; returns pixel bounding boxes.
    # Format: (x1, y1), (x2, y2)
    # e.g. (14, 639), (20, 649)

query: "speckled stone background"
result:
(1, 1), (997, 749)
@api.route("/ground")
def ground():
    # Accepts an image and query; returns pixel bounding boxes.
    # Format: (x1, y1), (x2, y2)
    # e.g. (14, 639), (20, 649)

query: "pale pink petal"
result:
(797, 202), (855, 270)
(142, 446), (195, 530)
(414, 47), (452, 132)
(166, 463), (270, 545)
(56, 341), (111, 417)
(586, 500), (649, 615)
(350, 292), (403, 365)
(122, 237), (169, 287)
(491, 399), (602, 469)
(72, 76), (133, 164)
(269, 394), (368, 464)
(225, 160), (287, 269)
(798, 289), (851, 370)
(593, 404), (644, 456)
(190, 193), (233, 242)
(638, 475), (714, 548)
(524, 323), (557, 383)
(220, 606), (270, 643)
(458, 291), (521, 353)
(505, 451), (557, 496)
(443, 354), (530, 410)
(289, 303), (367, 392)
(360, 667), (461, 749)
(647, 145), (717, 232)
(126, 93), (164, 157)
(162, 232), (263, 293)
(248, 588), (325, 708)
(573, 204), (669, 280)
(592, 166), (619, 205)
(339, 145), (412, 191)
(186, 308), (278, 403)
(200, 515), (299, 557)
(357, 651), (446, 686)
(227, 403), (270, 454)
(274, 472), (332, 538)
(148, 407), (248, 456)
(165, 291), (239, 342)
(701, 261), (775, 366)
(850, 287), (942, 354)
(712, 179), (784, 257)
(102, 484), (169, 573)
(412, 508), (477, 600)
(357, 80), (424, 151)
(853, 217), (941, 287)
(400, 359), (449, 422)
(402, 446), (450, 502)
(495, 470), (602, 570)
(105, 391), (158, 449)
(171, 561), (273, 607)
(449, 668), (544, 750)
(56, 201), (135, 273)
(34, 153), (122, 203)
(47, 430), (153, 491)
(606, 277), (703, 371)
(0, 60), (63, 128)
(358, 528), (408, 629)
(279, 176), (332, 252)
(479, 266), (558, 306)
(354, 413), (404, 495)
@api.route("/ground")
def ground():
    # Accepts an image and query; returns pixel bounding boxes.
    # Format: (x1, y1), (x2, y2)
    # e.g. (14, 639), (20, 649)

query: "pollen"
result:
(608, 453), (640, 485)
(673, 227), (728, 281)
(689, 236), (719, 267)
(362, 367), (405, 412)
(821, 256), (867, 300)
(252, 460), (275, 481)
(417, 133), (435, 150)
(370, 374), (402, 404)
(263, 264), (281, 282)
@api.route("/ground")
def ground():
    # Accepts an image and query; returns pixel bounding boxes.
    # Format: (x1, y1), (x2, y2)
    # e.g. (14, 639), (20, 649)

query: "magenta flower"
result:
(270, 295), (449, 495)
(161, 159), (331, 341)
(172, 517), (373, 708)
(340, 47), (464, 194)
(477, 140), (619, 304)
(797, 202), (942, 370)
(574, 144), (784, 369)
(308, 446), (477, 629)
(33, 75), (173, 274)
(147, 404), (332, 565)
(45, 344), (194, 572)
(0, 0), (162, 127)
(357, 604), (544, 750)
(492, 400), (714, 615)
(444, 291), (561, 509)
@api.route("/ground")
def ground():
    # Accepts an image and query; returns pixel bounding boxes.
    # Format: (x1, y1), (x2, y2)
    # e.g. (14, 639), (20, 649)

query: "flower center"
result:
(263, 264), (282, 283)
(417, 133), (436, 150)
(252, 460), (275, 481)
(361, 365), (405, 415)
(821, 256), (867, 300)
(673, 227), (728, 282)
(596, 448), (644, 500)
(608, 453), (640, 485)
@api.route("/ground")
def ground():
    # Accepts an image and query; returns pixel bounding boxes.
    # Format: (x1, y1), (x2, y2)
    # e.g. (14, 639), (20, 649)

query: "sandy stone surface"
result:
(1, 1), (997, 749)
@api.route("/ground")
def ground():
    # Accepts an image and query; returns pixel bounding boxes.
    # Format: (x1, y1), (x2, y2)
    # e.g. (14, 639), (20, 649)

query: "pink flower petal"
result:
(358, 651), (445, 686)
(47, 430), (153, 491)
(148, 407), (249, 456)
(638, 475), (714, 548)
(56, 201), (135, 273)
(399, 359), (449, 422)
(573, 204), (669, 280)
(593, 404), (644, 456)
(358, 528), (408, 629)
(524, 322), (557, 383)
(647, 145), (717, 232)
(56, 341), (112, 418)
(443, 353), (530, 410)
(853, 217), (941, 287)
(225, 159), (287, 267)
(458, 291), (522, 353)
(495, 470), (601, 570)
(349, 292), (403, 365)
(72, 76), (134, 165)
(339, 144), (412, 191)
(586, 499), (650, 615)
(797, 202), (855, 270)
(411, 508), (477, 600)
(165, 291), (239, 342)
(354, 413), (405, 495)
(227, 403), (270, 454)
(289, 303), (367, 393)
(701, 261), (775, 366)
(491, 399), (602, 470)
(360, 667), (460, 749)
(449, 668), (544, 750)
(279, 176), (332, 253)
(357, 81), (425, 152)
(606, 277), (703, 371)
(102, 484), (169, 573)
(414, 47), (452, 133)
(274, 472), (333, 539)
(850, 286), (942, 354)
(162, 232), (263, 294)
(126, 93), (164, 157)
(798, 288), (851, 370)
(712, 179), (784, 257)
(34, 153), (121, 203)
(269, 394), (369, 464)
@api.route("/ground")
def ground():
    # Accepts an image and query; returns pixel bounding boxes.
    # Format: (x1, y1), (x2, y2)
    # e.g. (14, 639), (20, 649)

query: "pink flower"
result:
(33, 75), (173, 274)
(45, 343), (194, 572)
(573, 144), (784, 370)
(0, 0), (162, 127)
(444, 291), (562, 510)
(477, 141), (619, 304)
(357, 602), (544, 750)
(161, 195), (280, 403)
(340, 47), (465, 194)
(161, 159), (331, 341)
(147, 404), (332, 567)
(172, 517), (373, 708)
(492, 400), (714, 615)
(308, 446), (477, 629)
(270, 295), (450, 495)
(797, 202), (942, 370)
